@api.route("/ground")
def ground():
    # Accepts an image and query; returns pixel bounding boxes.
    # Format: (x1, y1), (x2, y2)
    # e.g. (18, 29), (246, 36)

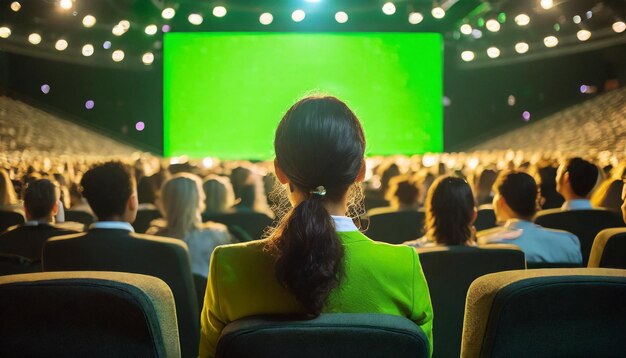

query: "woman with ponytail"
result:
(199, 96), (433, 357)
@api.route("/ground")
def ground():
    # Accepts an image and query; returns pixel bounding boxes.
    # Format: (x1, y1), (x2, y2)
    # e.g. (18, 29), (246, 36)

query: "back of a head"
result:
(160, 173), (202, 239)
(230, 166), (252, 200)
(475, 169), (497, 205)
(137, 175), (157, 205)
(203, 175), (233, 213)
(81, 161), (134, 221)
(0, 168), (18, 206)
(564, 157), (599, 198)
(495, 171), (538, 219)
(425, 176), (475, 245)
(23, 179), (59, 220)
(387, 176), (420, 207)
(271, 95), (365, 316)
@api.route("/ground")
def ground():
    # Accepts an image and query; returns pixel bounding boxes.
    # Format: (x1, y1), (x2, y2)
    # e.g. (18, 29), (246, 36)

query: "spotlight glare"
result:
(515, 42), (529, 54)
(431, 7), (445, 19)
(540, 0), (553, 10)
(461, 51), (475, 62)
(112, 50), (125, 62)
(487, 46), (500, 58)
(460, 24), (472, 35)
(81, 44), (94, 56)
(142, 52), (154, 65)
(55, 39), (68, 51)
(486, 19), (500, 32)
(408, 12), (423, 25)
(28, 33), (42, 45)
(576, 29), (591, 41)
(188, 13), (203, 25)
(161, 7), (175, 19)
(515, 14), (530, 26)
(382, 2), (396, 15)
(145, 24), (158, 35)
(543, 35), (558, 47)
(59, 0), (72, 10)
(613, 21), (626, 33)
(10, 2), (21, 12)
(335, 11), (348, 24)
(292, 9), (306, 22)
(213, 6), (227, 17)
(259, 12), (273, 25)
(82, 15), (96, 28)
(0, 27), (11, 39)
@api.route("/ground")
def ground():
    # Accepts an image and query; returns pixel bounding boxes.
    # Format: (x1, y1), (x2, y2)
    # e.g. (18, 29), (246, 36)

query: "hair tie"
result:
(310, 186), (327, 196)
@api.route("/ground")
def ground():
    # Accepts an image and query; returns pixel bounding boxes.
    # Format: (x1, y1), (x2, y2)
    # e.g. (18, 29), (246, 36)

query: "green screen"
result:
(164, 32), (442, 159)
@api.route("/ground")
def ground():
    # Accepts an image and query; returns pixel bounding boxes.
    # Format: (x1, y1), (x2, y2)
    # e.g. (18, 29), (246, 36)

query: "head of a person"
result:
(159, 173), (203, 239)
(0, 168), (18, 207)
(474, 168), (498, 205)
(80, 161), (137, 222)
(270, 95), (365, 316)
(202, 175), (235, 214)
(136, 175), (158, 205)
(556, 157), (599, 200)
(425, 176), (476, 245)
(386, 175), (420, 209)
(493, 171), (538, 222)
(230, 166), (252, 200)
(23, 179), (60, 222)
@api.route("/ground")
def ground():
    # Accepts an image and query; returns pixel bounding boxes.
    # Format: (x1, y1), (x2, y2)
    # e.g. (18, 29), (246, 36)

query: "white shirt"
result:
(331, 215), (358, 232)
(561, 199), (592, 211)
(89, 221), (135, 232)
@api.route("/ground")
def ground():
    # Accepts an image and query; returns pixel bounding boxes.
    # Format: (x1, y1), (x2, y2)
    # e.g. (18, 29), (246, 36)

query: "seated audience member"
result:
(136, 175), (159, 210)
(478, 171), (582, 264)
(405, 176), (477, 247)
(202, 175), (235, 215)
(556, 157), (599, 210)
(367, 175), (420, 215)
(536, 163), (565, 209)
(147, 173), (232, 278)
(591, 178), (624, 214)
(473, 168), (498, 206)
(232, 177), (274, 218)
(68, 182), (92, 213)
(199, 96), (433, 357)
(0, 179), (78, 260)
(0, 168), (21, 212)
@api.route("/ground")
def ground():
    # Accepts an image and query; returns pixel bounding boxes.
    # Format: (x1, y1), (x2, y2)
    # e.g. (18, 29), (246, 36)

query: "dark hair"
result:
(475, 168), (498, 206)
(137, 175), (157, 205)
(81, 161), (134, 220)
(23, 179), (58, 220)
(387, 176), (419, 206)
(494, 171), (538, 218)
(564, 157), (599, 197)
(425, 176), (475, 245)
(269, 96), (365, 316)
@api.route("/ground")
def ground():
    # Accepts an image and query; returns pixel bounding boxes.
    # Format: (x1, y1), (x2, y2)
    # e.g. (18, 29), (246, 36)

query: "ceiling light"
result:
(515, 14), (530, 26)
(59, 0), (72, 10)
(161, 8), (175, 20)
(292, 9), (306, 22)
(543, 36), (558, 48)
(10, 2), (21, 12)
(28, 33), (41, 45)
(142, 52), (154, 65)
(540, 0), (553, 10)
(82, 44), (94, 56)
(432, 7), (445, 19)
(382, 2), (396, 15)
(145, 24), (157, 35)
(82, 15), (96, 28)
(112, 50), (125, 62)
(487, 47), (500, 58)
(259, 12), (273, 25)
(515, 42), (529, 54)
(461, 51), (475, 62)
(576, 30), (591, 41)
(613, 21), (626, 33)
(460, 24), (472, 35)
(408, 12), (423, 25)
(335, 11), (348, 24)
(188, 14), (203, 25)
(486, 19), (500, 32)
(55, 39), (68, 51)
(213, 6), (227, 17)
(0, 27), (11, 39)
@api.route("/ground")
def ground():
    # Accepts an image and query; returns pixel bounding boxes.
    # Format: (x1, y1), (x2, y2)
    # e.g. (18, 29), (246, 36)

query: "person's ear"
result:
(274, 159), (289, 184)
(128, 193), (138, 212)
(563, 172), (570, 186)
(356, 159), (366, 182)
(470, 207), (478, 224)
(51, 200), (59, 216)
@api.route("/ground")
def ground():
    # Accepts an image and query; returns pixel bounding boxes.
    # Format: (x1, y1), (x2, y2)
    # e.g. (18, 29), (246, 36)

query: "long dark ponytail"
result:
(268, 96), (365, 316)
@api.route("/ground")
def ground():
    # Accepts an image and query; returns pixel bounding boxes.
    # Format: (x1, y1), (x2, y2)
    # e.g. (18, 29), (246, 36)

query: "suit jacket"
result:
(199, 230), (434, 357)
(0, 223), (78, 261)
(42, 228), (200, 358)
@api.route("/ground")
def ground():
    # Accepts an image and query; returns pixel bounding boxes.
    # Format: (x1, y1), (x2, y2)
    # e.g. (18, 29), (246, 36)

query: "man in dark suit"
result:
(0, 179), (78, 260)
(42, 161), (199, 358)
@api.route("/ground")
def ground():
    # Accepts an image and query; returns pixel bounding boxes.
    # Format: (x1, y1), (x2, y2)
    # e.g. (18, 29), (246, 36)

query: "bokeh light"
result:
(28, 33), (42, 45)
(213, 6), (227, 17)
(82, 44), (94, 56)
(461, 51), (475, 62)
(431, 7), (445, 19)
(41, 84), (50, 94)
(10, 2), (21, 12)
(515, 42), (529, 54)
(486, 19), (500, 32)
(382, 2), (396, 15)
(0, 27), (11, 39)
(85, 100), (95, 110)
(408, 12), (423, 25)
(112, 50), (125, 62)
(103, 41), (112, 49)
(135, 121), (145, 131)
(522, 111), (531, 121)
(292, 9), (306, 22)
(543, 36), (558, 48)
(460, 24), (472, 35)
(161, 8), (175, 20)
(613, 21), (626, 33)
(540, 0), (553, 10)
(259, 13), (273, 25)
(55, 39), (68, 51)
(576, 30), (591, 41)
(335, 11), (348, 24)
(487, 47), (500, 59)
(59, 0), (72, 10)
(515, 14), (530, 26)
(142, 52), (154, 65)
(144, 24), (158, 35)
(82, 15), (96, 28)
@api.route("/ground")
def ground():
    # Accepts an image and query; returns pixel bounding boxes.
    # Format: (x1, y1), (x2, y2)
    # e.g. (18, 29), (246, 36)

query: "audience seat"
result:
(216, 313), (430, 358)
(474, 208), (497, 231)
(588, 228), (626, 269)
(64, 210), (95, 228)
(0, 210), (24, 233)
(416, 245), (525, 358)
(534, 208), (624, 265)
(202, 212), (273, 241)
(133, 209), (163, 234)
(0, 271), (179, 357)
(0, 253), (41, 276)
(461, 268), (626, 358)
(365, 210), (425, 244)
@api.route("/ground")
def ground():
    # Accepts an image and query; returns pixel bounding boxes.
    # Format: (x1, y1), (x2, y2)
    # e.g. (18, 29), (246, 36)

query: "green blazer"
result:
(200, 230), (434, 357)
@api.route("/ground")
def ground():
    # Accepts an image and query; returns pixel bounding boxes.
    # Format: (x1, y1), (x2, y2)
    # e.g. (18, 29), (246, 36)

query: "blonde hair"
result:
(203, 175), (235, 213)
(159, 173), (204, 240)
(0, 169), (18, 207)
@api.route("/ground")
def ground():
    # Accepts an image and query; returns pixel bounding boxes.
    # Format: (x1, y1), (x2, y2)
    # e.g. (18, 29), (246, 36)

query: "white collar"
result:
(89, 221), (135, 232)
(331, 215), (358, 232)
(561, 199), (592, 211)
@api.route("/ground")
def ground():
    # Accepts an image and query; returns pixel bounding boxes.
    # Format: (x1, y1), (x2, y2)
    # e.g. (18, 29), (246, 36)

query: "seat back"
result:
(461, 268), (626, 358)
(133, 209), (163, 234)
(588, 228), (626, 268)
(202, 212), (273, 241)
(534, 209), (624, 265)
(0, 210), (24, 233)
(0, 271), (179, 358)
(366, 211), (425, 244)
(216, 313), (430, 358)
(0, 253), (41, 275)
(64, 210), (95, 228)
(416, 245), (525, 358)
(474, 209), (496, 231)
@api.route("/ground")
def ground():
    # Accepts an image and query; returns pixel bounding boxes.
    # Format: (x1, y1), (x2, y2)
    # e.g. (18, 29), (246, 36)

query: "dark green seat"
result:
(416, 245), (526, 358)
(474, 209), (497, 231)
(0, 210), (24, 233)
(0, 253), (41, 276)
(216, 313), (430, 358)
(588, 228), (626, 269)
(366, 210), (425, 244)
(0, 271), (180, 357)
(462, 268), (626, 358)
(202, 212), (273, 241)
(64, 210), (95, 228)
